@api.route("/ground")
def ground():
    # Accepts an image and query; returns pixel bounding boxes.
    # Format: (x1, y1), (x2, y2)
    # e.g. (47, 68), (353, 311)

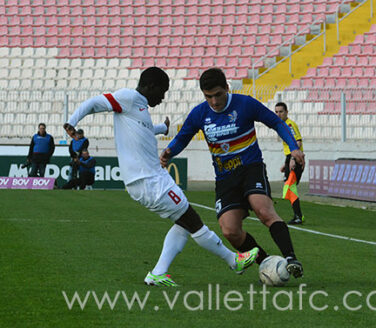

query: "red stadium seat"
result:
(227, 57), (239, 68)
(362, 45), (374, 55)
(179, 57), (191, 68)
(342, 67), (352, 77)
(364, 67), (374, 77)
(345, 56), (357, 67)
(191, 57), (202, 68)
(84, 36), (96, 47)
(351, 45), (361, 55)
(306, 68), (317, 77)
(352, 34), (365, 45)
(334, 57), (345, 66)
(239, 56), (252, 68)
(224, 68), (237, 79)
(237, 68), (249, 79)
(353, 67), (363, 77)
(185, 68), (200, 80)
(321, 57), (333, 67)
(358, 78), (369, 88)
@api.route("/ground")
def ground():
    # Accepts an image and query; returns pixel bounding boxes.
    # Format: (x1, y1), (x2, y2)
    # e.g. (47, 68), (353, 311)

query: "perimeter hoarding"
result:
(0, 156), (187, 190)
(309, 159), (376, 202)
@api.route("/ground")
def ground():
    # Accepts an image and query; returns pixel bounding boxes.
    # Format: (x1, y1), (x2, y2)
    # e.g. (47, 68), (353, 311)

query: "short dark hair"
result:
(199, 68), (227, 91)
(77, 129), (84, 135)
(138, 67), (169, 90)
(275, 102), (288, 111)
(38, 123), (46, 128)
(81, 148), (89, 153)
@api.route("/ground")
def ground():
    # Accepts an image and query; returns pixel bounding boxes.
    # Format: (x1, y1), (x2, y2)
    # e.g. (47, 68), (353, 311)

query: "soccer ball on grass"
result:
(259, 255), (290, 287)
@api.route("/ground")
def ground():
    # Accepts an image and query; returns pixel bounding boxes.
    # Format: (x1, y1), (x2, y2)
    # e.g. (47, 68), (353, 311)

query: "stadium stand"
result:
(0, 0), (374, 142)
(284, 23), (376, 116)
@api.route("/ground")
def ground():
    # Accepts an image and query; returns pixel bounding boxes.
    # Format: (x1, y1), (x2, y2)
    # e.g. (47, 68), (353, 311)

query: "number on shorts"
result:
(168, 190), (181, 205)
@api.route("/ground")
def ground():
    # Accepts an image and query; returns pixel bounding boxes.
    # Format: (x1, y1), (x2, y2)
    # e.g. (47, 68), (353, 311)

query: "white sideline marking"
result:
(2, 202), (375, 246)
(190, 202), (376, 246)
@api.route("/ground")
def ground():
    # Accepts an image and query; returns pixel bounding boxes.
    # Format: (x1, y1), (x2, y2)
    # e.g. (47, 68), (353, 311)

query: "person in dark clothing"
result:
(67, 128), (89, 181)
(62, 149), (96, 190)
(27, 123), (55, 177)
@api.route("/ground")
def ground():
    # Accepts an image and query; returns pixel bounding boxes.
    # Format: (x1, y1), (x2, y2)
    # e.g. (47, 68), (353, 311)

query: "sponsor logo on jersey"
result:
(139, 107), (147, 111)
(256, 182), (263, 189)
(204, 123), (239, 142)
(215, 156), (243, 172)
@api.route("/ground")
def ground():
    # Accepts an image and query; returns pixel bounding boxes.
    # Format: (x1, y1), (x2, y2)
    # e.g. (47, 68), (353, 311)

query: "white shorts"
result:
(125, 169), (189, 221)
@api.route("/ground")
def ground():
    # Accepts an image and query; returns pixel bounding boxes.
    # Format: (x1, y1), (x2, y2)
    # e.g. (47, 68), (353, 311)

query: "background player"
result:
(63, 67), (258, 287)
(160, 68), (305, 278)
(275, 102), (305, 224)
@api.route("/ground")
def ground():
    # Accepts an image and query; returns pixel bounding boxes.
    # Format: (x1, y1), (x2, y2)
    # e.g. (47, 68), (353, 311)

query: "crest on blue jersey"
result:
(228, 110), (238, 123)
(220, 143), (230, 153)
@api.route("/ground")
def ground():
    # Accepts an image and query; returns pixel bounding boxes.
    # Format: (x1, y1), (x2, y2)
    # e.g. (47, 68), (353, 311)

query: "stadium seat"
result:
(305, 68), (317, 77)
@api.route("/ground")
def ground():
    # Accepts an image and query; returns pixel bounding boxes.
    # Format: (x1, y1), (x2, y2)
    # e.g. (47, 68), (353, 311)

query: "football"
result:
(259, 255), (290, 287)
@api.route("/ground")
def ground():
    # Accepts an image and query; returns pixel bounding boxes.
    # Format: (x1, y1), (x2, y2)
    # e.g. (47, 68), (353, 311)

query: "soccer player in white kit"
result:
(64, 67), (259, 286)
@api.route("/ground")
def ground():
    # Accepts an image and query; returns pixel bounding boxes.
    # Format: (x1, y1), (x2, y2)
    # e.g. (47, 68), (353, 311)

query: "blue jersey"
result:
(72, 137), (88, 153)
(79, 156), (96, 175)
(32, 133), (52, 153)
(168, 94), (299, 180)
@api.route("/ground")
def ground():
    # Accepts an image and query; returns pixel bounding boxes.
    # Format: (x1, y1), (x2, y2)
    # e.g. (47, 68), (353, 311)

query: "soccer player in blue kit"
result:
(160, 68), (305, 278)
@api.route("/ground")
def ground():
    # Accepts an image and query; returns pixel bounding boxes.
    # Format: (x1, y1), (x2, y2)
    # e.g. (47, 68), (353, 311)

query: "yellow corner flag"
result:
(283, 170), (299, 205)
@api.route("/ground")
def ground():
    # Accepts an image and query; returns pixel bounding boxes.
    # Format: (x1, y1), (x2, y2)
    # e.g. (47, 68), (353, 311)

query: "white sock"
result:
(151, 224), (189, 275)
(191, 225), (236, 268)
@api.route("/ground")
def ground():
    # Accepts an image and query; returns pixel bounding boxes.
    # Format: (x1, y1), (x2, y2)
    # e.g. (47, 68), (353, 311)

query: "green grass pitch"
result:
(0, 189), (375, 328)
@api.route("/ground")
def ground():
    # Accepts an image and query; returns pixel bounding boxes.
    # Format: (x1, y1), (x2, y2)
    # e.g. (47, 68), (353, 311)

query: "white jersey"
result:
(68, 88), (168, 185)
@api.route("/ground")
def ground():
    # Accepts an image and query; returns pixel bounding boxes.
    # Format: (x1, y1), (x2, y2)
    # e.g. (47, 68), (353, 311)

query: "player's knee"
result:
(175, 205), (204, 234)
(254, 206), (275, 224)
(220, 225), (242, 244)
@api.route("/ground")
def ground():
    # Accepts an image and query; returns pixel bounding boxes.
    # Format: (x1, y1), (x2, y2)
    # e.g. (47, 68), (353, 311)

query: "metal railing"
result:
(336, 0), (373, 41)
(252, 0), (372, 97)
(252, 16), (326, 97)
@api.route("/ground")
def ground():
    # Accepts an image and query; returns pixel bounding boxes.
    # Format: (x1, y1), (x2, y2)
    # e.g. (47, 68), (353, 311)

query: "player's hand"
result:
(160, 147), (171, 168)
(291, 149), (305, 170)
(63, 123), (78, 140)
(289, 158), (296, 171)
(164, 116), (170, 136)
(280, 165), (285, 173)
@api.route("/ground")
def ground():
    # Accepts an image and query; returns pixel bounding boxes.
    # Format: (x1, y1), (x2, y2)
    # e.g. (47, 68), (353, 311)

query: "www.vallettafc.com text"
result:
(62, 284), (376, 312)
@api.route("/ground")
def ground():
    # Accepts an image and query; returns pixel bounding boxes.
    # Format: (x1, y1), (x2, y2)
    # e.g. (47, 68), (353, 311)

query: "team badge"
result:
(220, 143), (230, 153)
(228, 110), (238, 123)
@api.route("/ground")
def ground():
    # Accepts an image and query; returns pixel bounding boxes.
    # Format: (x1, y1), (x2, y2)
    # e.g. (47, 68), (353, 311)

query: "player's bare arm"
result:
(160, 147), (171, 168)
(291, 149), (305, 169)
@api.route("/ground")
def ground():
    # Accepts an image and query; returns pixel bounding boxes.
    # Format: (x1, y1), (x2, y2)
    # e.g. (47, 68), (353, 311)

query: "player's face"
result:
(147, 85), (168, 107)
(202, 86), (229, 112)
(38, 125), (46, 134)
(275, 106), (288, 121)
